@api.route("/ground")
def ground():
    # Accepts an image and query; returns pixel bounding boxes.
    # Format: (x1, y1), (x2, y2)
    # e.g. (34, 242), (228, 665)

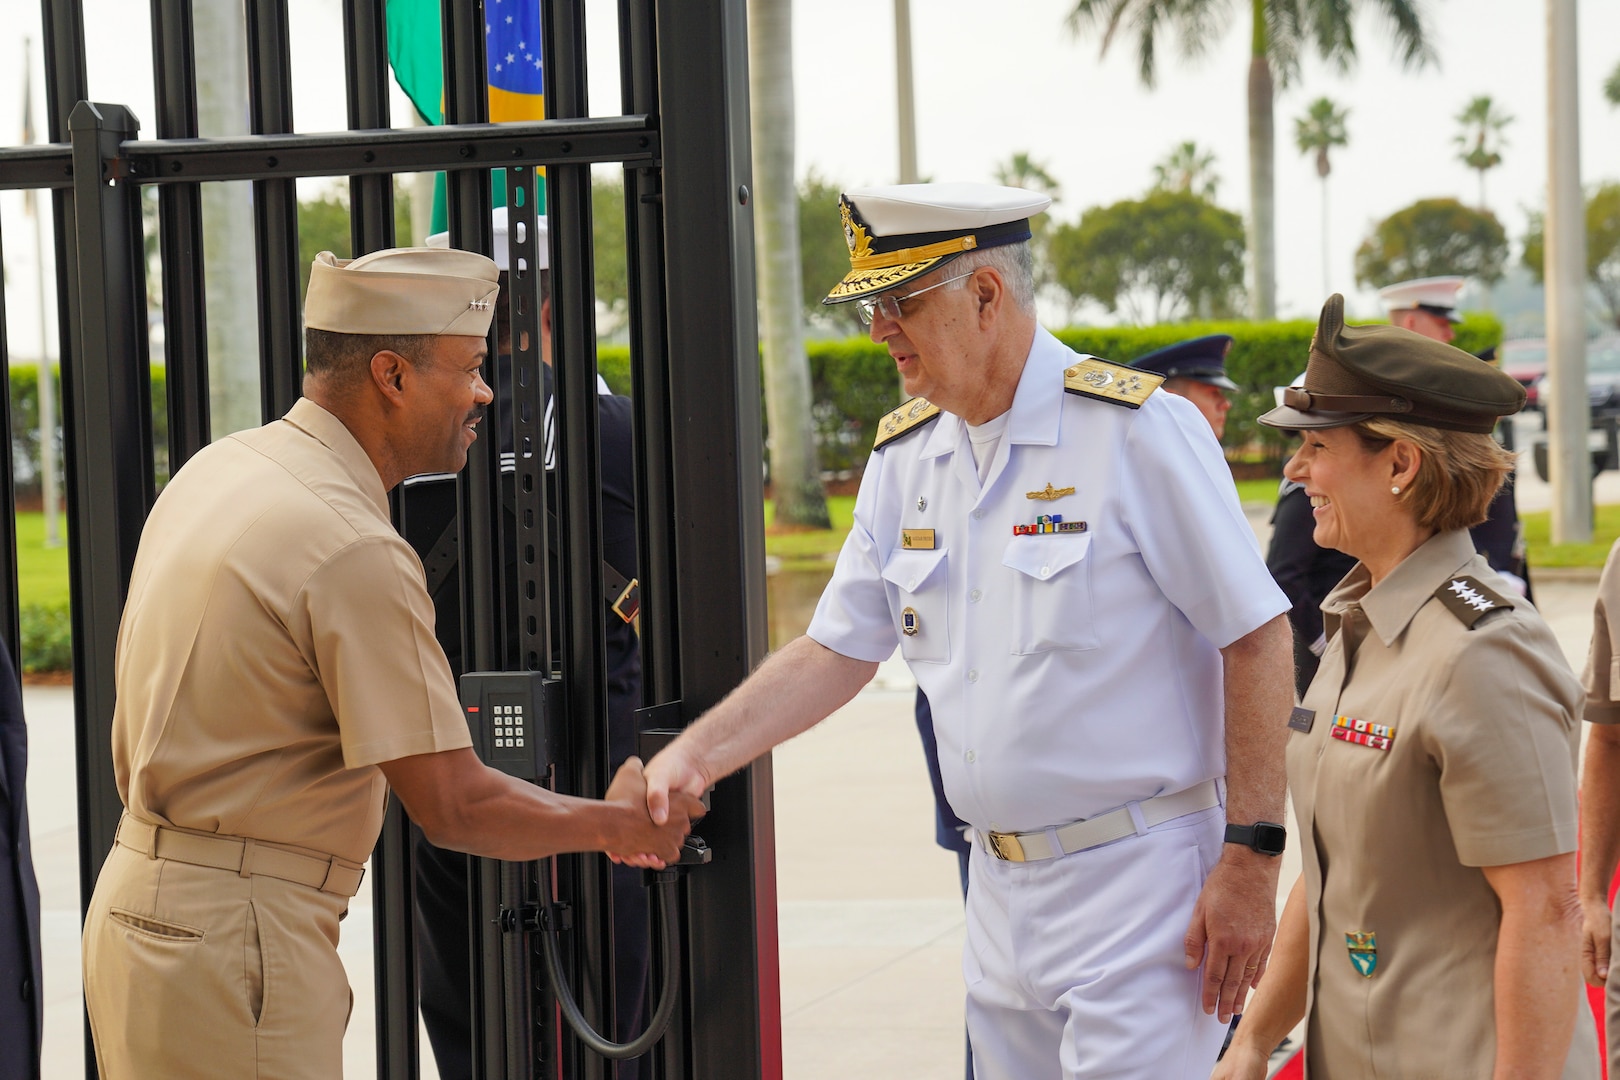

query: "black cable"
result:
(538, 870), (680, 1060)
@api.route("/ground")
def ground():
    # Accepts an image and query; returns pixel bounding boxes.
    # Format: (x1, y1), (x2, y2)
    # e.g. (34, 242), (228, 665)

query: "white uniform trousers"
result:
(964, 806), (1227, 1079)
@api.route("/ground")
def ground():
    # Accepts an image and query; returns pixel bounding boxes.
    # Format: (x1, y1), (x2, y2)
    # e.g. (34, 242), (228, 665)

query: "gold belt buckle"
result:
(988, 831), (1025, 862)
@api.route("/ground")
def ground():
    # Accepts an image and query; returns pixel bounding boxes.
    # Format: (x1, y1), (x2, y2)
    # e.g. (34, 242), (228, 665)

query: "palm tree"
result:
(1064, 0), (1431, 321)
(1294, 97), (1348, 297)
(1454, 95), (1512, 212)
(1151, 141), (1219, 199)
(748, 0), (830, 528)
(994, 151), (1063, 201)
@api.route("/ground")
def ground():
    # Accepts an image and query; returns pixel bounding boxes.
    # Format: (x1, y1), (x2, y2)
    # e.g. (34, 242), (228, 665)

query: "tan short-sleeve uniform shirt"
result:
(112, 398), (471, 864)
(1290, 528), (1592, 1078)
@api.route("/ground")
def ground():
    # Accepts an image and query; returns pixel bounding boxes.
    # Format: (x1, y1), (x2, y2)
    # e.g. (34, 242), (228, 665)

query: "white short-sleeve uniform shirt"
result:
(808, 328), (1288, 834)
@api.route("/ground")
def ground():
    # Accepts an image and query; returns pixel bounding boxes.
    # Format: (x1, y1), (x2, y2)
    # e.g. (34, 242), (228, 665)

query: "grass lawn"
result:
(1521, 505), (1620, 568)
(15, 512), (71, 607)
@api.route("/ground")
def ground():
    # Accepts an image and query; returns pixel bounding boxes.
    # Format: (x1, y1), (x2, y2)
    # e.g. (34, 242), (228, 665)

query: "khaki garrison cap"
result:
(822, 182), (1051, 303)
(303, 248), (500, 337)
(1259, 293), (1524, 434)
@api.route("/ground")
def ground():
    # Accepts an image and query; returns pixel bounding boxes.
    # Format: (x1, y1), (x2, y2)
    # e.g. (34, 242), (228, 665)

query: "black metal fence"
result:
(0, 1), (778, 1077)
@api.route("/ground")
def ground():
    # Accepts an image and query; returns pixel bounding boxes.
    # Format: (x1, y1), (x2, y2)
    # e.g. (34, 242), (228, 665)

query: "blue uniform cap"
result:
(1129, 335), (1237, 391)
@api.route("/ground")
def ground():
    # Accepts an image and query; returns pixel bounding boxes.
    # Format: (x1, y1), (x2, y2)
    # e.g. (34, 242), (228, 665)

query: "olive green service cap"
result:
(1259, 293), (1524, 434)
(822, 182), (1051, 304)
(303, 248), (501, 337)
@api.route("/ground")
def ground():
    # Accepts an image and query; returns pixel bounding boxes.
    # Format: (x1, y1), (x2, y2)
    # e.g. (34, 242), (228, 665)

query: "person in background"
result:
(419, 211), (650, 1079)
(1129, 334), (1238, 441)
(1215, 294), (1597, 1079)
(0, 642), (40, 1080)
(1380, 276), (1531, 597)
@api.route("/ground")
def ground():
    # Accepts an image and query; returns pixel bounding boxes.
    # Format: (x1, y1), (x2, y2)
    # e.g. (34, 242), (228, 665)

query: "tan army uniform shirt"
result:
(1290, 528), (1593, 1078)
(1583, 539), (1620, 721)
(112, 398), (471, 865)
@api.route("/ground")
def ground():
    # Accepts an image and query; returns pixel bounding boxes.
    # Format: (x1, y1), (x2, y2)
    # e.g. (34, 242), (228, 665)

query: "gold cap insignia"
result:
(840, 197), (874, 260)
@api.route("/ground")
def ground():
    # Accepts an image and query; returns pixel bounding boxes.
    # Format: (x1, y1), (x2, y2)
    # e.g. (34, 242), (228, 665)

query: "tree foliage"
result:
(1353, 198), (1508, 288)
(797, 171), (863, 335)
(1151, 141), (1219, 198)
(1294, 97), (1348, 179)
(1522, 183), (1620, 331)
(1454, 95), (1512, 209)
(1606, 58), (1620, 107)
(1047, 190), (1246, 324)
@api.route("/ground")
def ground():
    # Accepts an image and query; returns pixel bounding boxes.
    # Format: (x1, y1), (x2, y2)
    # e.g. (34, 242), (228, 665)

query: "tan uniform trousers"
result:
(84, 841), (355, 1079)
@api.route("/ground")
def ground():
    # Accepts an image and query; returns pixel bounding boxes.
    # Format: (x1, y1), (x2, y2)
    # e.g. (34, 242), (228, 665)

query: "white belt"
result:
(979, 779), (1221, 863)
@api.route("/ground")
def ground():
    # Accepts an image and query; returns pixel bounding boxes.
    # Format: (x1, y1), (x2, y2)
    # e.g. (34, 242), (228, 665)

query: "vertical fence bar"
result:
(244, 0), (302, 421)
(655, 1), (780, 1077)
(150, 0), (212, 471)
(339, 4), (419, 1078)
(0, 220), (21, 669)
(66, 106), (158, 1072)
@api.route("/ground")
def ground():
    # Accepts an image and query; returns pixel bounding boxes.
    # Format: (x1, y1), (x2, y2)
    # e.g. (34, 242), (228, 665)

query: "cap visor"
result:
(1200, 374), (1239, 391)
(1258, 404), (1375, 431)
(821, 254), (954, 305)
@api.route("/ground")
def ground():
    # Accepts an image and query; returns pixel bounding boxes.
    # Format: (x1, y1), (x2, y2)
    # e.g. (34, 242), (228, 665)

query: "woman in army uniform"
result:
(1214, 295), (1598, 1079)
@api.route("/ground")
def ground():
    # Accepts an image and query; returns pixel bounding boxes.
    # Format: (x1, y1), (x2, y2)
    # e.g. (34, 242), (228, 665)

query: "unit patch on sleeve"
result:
(874, 397), (943, 450)
(1062, 358), (1163, 409)
(1435, 575), (1512, 629)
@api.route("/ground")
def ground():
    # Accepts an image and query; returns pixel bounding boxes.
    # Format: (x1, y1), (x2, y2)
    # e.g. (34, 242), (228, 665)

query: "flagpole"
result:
(22, 37), (60, 547)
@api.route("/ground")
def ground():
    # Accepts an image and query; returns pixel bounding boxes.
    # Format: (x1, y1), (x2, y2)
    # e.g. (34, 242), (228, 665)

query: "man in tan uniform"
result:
(1578, 541), (1620, 1073)
(80, 248), (702, 1079)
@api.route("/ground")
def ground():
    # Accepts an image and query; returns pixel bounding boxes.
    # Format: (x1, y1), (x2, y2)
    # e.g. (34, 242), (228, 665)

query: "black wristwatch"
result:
(1224, 821), (1287, 856)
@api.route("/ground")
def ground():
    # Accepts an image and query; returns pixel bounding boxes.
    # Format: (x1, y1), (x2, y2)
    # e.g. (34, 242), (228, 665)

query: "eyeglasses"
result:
(854, 269), (976, 326)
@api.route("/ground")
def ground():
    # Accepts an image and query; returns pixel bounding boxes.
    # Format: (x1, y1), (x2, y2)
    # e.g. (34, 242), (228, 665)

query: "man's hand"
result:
(1185, 850), (1280, 1023)
(1208, 1042), (1270, 1080)
(643, 740), (713, 826)
(1581, 894), (1613, 988)
(603, 757), (705, 869)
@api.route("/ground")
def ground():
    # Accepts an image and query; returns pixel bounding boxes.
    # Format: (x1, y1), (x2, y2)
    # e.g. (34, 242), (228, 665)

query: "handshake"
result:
(602, 750), (708, 869)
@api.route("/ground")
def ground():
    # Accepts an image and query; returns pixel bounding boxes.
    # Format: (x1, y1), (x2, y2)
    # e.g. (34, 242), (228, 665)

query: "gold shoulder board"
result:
(1063, 357), (1163, 409)
(874, 397), (942, 450)
(1435, 574), (1512, 629)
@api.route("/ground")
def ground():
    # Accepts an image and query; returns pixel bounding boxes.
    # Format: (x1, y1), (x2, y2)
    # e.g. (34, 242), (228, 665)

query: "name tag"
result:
(901, 529), (936, 550)
(1287, 707), (1315, 734)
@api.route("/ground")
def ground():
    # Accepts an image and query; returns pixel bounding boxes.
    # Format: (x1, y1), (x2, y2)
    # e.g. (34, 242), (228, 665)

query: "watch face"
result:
(1253, 822), (1287, 855)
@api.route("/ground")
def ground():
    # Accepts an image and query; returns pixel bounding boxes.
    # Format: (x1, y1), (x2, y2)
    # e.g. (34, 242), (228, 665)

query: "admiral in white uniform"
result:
(642, 184), (1295, 1078)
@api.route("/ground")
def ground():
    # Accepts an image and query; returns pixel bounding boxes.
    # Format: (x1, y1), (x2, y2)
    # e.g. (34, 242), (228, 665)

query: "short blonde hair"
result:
(1351, 417), (1515, 532)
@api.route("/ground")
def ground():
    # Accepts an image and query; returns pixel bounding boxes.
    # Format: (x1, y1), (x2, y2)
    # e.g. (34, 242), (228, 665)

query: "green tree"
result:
(994, 151), (1063, 296)
(1048, 189), (1247, 324)
(1295, 96), (1349, 297)
(590, 175), (629, 318)
(1605, 58), (1620, 107)
(798, 171), (864, 336)
(748, 0), (829, 528)
(1522, 183), (1620, 331)
(1151, 141), (1219, 199)
(296, 184), (416, 299)
(1064, 0), (1432, 321)
(1353, 197), (1507, 288)
(1454, 95), (1512, 211)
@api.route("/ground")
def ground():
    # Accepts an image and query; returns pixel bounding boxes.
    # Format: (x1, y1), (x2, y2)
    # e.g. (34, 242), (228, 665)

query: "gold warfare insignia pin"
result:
(1026, 483), (1075, 501)
(901, 606), (920, 636)
(1063, 357), (1163, 409)
(901, 529), (936, 550)
(1346, 931), (1378, 977)
(873, 397), (942, 450)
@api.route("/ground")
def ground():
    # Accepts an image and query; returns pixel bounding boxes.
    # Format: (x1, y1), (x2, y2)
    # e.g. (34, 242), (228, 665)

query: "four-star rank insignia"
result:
(1063, 357), (1163, 409)
(874, 397), (942, 450)
(1345, 931), (1378, 977)
(1435, 574), (1511, 629)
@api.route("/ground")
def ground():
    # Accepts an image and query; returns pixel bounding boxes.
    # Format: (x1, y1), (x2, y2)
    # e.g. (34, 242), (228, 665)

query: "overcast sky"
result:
(2, 0), (1619, 357)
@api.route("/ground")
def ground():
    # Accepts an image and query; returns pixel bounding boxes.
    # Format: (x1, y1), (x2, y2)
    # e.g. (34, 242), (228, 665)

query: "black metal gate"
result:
(0, 1), (779, 1076)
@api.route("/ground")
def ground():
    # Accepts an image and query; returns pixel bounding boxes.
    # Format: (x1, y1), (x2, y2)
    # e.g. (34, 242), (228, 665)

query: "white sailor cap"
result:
(1377, 276), (1465, 323)
(426, 205), (548, 274)
(823, 182), (1051, 304)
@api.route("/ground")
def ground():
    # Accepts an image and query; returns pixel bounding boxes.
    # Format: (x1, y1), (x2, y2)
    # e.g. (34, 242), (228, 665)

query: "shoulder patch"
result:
(1435, 574), (1513, 628)
(874, 397), (942, 450)
(1063, 357), (1163, 409)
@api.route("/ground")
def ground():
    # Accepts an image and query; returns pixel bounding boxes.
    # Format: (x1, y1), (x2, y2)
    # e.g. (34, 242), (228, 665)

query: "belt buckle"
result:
(988, 831), (1025, 862)
(611, 578), (640, 624)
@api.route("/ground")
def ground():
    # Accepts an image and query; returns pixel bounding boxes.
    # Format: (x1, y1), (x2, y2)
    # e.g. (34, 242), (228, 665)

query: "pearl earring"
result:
(1391, 485), (1401, 495)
